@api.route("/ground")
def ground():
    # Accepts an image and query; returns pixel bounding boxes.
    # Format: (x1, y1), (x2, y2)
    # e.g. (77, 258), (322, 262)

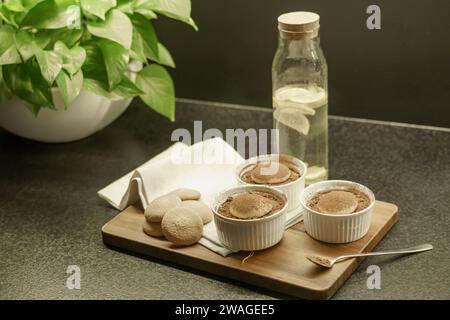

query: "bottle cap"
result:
(278, 11), (320, 40)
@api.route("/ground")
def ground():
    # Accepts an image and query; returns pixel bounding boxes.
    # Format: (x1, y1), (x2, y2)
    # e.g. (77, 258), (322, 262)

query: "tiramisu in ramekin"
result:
(212, 185), (288, 251)
(301, 180), (375, 243)
(236, 154), (306, 212)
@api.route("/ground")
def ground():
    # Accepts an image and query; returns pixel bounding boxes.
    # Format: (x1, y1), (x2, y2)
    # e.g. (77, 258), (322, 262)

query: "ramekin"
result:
(236, 154), (307, 212)
(212, 186), (288, 251)
(301, 180), (375, 243)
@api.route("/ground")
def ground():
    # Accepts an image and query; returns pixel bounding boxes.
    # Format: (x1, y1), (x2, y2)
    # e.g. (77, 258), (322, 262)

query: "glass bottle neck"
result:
(278, 34), (320, 50)
(277, 35), (321, 61)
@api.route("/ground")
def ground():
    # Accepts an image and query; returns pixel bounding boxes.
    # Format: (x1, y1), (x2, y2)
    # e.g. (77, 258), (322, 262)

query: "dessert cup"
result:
(212, 186), (288, 251)
(301, 180), (375, 243)
(236, 154), (307, 212)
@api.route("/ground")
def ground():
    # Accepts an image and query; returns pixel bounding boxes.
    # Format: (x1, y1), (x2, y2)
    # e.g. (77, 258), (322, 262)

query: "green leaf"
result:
(130, 26), (146, 62)
(2, 59), (53, 111)
(0, 66), (13, 103)
(37, 27), (83, 49)
(136, 64), (174, 120)
(4, 0), (26, 12)
(55, 69), (83, 108)
(22, 0), (46, 10)
(142, 0), (197, 30)
(24, 103), (42, 115)
(140, 41), (175, 67)
(0, 6), (18, 26)
(82, 78), (120, 100)
(130, 13), (158, 61)
(80, 0), (116, 20)
(116, 0), (135, 14)
(87, 9), (132, 49)
(82, 40), (130, 93)
(157, 42), (174, 68)
(29, 59), (54, 107)
(134, 7), (157, 19)
(114, 75), (143, 97)
(0, 26), (21, 65)
(97, 39), (129, 90)
(21, 0), (79, 29)
(54, 41), (86, 76)
(132, 0), (157, 19)
(14, 30), (35, 61)
(83, 76), (141, 100)
(81, 41), (108, 85)
(0, 80), (13, 102)
(34, 45), (63, 84)
(0, 28), (49, 64)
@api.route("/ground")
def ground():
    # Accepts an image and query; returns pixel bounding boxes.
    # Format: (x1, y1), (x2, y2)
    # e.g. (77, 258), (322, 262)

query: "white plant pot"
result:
(0, 88), (132, 143)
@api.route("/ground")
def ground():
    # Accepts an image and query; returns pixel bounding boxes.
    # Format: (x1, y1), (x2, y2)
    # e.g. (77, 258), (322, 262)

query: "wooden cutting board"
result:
(102, 200), (398, 299)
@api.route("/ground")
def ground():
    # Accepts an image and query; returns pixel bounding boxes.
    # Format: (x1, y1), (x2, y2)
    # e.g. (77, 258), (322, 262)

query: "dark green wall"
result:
(155, 0), (450, 127)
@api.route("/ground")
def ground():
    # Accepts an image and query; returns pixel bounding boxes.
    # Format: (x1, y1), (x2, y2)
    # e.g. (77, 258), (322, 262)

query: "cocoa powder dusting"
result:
(218, 191), (285, 220)
(308, 188), (370, 214)
(240, 160), (300, 185)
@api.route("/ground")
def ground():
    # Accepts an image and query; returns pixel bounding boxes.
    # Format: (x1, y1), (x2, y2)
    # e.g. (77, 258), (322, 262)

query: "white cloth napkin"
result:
(98, 137), (303, 256)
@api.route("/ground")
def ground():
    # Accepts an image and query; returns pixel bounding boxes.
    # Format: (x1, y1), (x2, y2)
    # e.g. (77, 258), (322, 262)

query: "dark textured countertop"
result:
(1, 99), (449, 300)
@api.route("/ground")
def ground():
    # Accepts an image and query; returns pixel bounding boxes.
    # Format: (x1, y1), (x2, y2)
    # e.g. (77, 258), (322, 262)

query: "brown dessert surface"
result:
(240, 160), (300, 186)
(308, 188), (370, 215)
(218, 190), (285, 220)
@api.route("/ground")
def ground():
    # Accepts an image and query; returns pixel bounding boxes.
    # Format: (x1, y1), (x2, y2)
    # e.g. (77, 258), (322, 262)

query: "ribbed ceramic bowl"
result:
(236, 154), (306, 212)
(212, 186), (288, 251)
(301, 180), (375, 243)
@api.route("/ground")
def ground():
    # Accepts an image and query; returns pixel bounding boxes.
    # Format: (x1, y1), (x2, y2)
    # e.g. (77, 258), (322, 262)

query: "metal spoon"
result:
(305, 243), (433, 268)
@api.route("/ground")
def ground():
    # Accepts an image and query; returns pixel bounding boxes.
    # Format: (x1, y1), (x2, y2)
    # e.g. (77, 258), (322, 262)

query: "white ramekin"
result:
(301, 180), (375, 243)
(236, 154), (307, 212)
(212, 185), (288, 251)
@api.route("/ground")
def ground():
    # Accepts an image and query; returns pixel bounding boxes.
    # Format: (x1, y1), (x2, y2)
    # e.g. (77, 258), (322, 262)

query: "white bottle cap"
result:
(278, 11), (320, 39)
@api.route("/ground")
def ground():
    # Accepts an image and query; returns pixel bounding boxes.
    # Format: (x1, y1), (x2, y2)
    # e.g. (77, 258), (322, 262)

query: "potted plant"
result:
(0, 0), (196, 143)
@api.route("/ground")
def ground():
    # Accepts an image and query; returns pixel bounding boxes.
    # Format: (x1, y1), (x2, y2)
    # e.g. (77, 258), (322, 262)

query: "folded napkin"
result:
(98, 137), (303, 256)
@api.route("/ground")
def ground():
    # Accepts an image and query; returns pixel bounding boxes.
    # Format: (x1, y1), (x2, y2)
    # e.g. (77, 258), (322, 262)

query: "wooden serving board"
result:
(102, 201), (398, 299)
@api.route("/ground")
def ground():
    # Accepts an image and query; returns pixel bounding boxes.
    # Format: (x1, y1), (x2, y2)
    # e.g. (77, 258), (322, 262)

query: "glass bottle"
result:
(272, 12), (328, 184)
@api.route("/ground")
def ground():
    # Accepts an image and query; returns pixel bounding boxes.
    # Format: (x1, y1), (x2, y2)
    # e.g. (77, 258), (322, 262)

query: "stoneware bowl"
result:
(0, 90), (131, 143)
(0, 63), (141, 143)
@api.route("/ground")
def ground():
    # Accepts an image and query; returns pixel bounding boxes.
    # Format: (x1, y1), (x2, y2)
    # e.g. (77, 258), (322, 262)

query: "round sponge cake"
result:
(180, 200), (213, 224)
(161, 207), (203, 246)
(170, 188), (201, 201)
(144, 194), (182, 222)
(142, 220), (164, 237)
